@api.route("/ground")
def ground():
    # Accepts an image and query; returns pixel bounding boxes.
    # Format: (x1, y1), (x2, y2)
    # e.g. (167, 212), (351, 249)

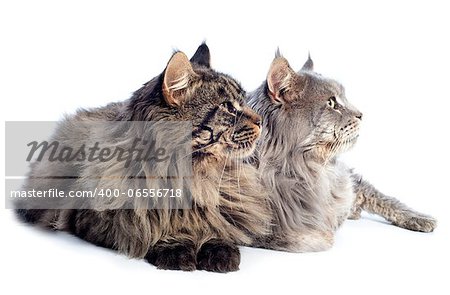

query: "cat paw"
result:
(197, 239), (240, 273)
(348, 208), (362, 220)
(394, 213), (437, 233)
(145, 240), (197, 271)
(304, 230), (335, 252)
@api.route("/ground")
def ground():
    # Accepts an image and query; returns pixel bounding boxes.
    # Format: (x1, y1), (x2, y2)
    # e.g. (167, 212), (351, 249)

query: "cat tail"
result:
(349, 174), (437, 233)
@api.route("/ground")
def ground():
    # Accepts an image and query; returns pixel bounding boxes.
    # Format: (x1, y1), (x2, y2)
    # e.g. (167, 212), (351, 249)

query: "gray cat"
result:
(247, 52), (437, 252)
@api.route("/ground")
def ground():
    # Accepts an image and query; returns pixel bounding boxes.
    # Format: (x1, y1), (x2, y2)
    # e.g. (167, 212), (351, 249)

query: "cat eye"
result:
(327, 96), (338, 109)
(222, 101), (238, 115)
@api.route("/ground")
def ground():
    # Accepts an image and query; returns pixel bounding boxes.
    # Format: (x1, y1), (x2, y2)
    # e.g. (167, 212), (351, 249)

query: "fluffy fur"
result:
(247, 53), (437, 252)
(16, 44), (271, 272)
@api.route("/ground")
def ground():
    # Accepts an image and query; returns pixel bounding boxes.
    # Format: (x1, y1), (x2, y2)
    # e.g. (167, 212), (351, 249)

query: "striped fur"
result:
(16, 44), (271, 272)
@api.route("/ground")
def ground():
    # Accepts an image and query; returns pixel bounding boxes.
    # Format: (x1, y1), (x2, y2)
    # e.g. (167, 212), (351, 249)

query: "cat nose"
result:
(355, 112), (363, 120)
(243, 106), (262, 127)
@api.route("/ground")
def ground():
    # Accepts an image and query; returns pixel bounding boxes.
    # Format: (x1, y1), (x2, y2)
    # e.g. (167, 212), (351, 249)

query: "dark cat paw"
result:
(145, 240), (197, 271)
(394, 213), (437, 233)
(196, 239), (240, 273)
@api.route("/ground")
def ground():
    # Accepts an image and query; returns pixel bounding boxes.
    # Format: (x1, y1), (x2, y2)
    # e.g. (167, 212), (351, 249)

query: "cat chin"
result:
(196, 142), (257, 161)
(226, 143), (257, 159)
(339, 134), (360, 150)
(346, 134), (360, 143)
(310, 137), (359, 161)
(329, 136), (359, 157)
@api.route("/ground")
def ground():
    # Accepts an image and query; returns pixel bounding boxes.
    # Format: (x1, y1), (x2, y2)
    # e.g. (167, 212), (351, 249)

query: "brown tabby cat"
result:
(247, 52), (437, 252)
(15, 44), (271, 272)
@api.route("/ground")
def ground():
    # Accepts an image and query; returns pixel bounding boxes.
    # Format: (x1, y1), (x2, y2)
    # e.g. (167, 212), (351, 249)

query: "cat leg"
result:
(290, 230), (334, 252)
(196, 238), (240, 273)
(15, 209), (60, 228)
(69, 209), (152, 258)
(348, 197), (363, 220)
(145, 239), (197, 271)
(256, 230), (334, 252)
(351, 174), (437, 232)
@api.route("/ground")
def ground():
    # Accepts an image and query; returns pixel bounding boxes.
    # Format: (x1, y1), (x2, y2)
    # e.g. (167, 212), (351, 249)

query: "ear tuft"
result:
(301, 52), (314, 71)
(163, 52), (195, 106)
(190, 42), (211, 68)
(267, 57), (294, 104)
(275, 47), (282, 58)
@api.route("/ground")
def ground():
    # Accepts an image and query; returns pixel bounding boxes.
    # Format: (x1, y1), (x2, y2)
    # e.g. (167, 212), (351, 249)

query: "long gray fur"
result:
(248, 52), (437, 252)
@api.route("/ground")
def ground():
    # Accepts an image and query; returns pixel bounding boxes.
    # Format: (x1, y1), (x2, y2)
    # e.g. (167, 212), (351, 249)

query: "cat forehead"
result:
(195, 67), (242, 86)
(304, 72), (345, 96)
(306, 74), (352, 108)
(194, 69), (246, 102)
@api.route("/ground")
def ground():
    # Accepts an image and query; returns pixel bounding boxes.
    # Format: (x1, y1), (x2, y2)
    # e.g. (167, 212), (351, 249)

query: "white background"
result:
(1, 0), (449, 294)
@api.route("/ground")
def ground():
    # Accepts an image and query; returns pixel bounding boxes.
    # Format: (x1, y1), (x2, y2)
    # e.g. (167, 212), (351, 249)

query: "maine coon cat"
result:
(247, 52), (437, 252)
(15, 44), (271, 272)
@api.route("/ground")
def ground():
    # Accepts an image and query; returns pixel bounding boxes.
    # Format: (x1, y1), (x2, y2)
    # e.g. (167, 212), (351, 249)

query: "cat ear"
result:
(190, 42), (211, 68)
(267, 57), (295, 104)
(162, 52), (196, 106)
(301, 53), (314, 71)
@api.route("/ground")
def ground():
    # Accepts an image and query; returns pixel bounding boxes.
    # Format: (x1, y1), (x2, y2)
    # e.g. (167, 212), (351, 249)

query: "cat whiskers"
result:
(173, 141), (217, 167)
(325, 137), (342, 165)
(230, 112), (247, 211)
(235, 154), (246, 211)
(217, 146), (231, 196)
(217, 112), (240, 191)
